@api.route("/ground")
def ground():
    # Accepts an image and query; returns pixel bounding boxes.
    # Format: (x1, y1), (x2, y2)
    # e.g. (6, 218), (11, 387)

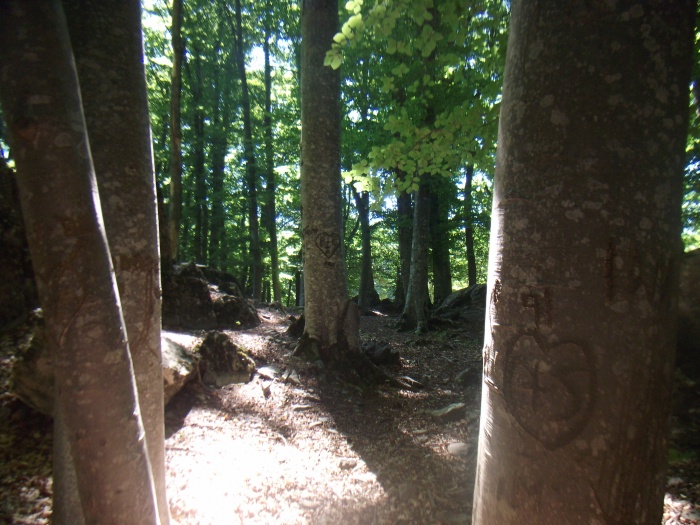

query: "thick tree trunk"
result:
(401, 182), (431, 333)
(263, 18), (282, 304)
(234, 0), (263, 301)
(300, 0), (360, 363)
(0, 2), (161, 524)
(64, 1), (169, 523)
(430, 178), (452, 306)
(168, 0), (184, 264)
(472, 3), (695, 524)
(464, 166), (477, 287)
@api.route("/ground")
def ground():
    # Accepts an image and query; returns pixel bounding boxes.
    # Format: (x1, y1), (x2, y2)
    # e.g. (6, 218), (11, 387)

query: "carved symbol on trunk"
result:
(315, 232), (340, 259)
(503, 332), (595, 450)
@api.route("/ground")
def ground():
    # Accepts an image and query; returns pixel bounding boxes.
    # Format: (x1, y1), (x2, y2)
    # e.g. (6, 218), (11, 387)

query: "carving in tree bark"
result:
(472, 3), (695, 523)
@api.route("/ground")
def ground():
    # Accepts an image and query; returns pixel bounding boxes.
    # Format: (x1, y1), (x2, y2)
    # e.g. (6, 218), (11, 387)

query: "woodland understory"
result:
(1, 306), (698, 525)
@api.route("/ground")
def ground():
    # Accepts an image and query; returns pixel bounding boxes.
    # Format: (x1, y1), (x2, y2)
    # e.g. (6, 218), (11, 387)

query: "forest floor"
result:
(0, 306), (699, 524)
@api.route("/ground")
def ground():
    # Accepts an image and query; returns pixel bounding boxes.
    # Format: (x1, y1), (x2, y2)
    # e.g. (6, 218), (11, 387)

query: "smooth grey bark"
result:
(472, 2), (695, 524)
(0, 2), (161, 524)
(168, 0), (184, 263)
(64, 1), (170, 522)
(299, 0), (360, 361)
(400, 181), (431, 333)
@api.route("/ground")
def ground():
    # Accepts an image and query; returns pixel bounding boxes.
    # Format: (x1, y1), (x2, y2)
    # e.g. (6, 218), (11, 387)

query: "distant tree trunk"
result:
(430, 178), (452, 306)
(396, 185), (413, 308)
(208, 37), (229, 271)
(464, 166), (477, 286)
(352, 186), (379, 310)
(191, 46), (208, 265)
(299, 0), (361, 365)
(233, 0), (262, 300)
(0, 3), (161, 524)
(401, 182), (431, 333)
(168, 0), (184, 264)
(263, 13), (282, 303)
(472, 3), (694, 524)
(64, 1), (169, 523)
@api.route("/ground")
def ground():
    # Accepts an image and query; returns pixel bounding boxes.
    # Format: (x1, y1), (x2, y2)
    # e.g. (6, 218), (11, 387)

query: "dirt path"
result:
(1, 308), (698, 524)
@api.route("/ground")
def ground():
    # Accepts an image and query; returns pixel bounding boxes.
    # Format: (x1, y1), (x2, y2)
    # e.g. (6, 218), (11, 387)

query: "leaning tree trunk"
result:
(64, 0), (170, 522)
(299, 0), (361, 364)
(0, 2), (161, 524)
(472, 3), (695, 524)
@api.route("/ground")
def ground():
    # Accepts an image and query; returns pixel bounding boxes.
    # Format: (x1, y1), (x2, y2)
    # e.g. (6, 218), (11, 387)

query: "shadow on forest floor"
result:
(0, 307), (699, 524)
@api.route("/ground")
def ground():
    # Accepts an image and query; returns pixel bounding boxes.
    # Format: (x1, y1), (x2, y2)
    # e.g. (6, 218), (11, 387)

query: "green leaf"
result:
(345, 0), (356, 11)
(323, 51), (334, 66)
(348, 14), (363, 29)
(330, 55), (342, 70)
(333, 32), (347, 44)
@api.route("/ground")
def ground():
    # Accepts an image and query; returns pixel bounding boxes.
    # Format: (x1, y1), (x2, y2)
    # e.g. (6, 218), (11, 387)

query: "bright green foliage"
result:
(338, 0), (509, 291)
(136, 0), (699, 307)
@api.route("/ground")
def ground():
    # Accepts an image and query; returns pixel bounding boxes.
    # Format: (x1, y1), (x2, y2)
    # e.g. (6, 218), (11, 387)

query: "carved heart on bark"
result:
(315, 231), (341, 259)
(503, 333), (595, 450)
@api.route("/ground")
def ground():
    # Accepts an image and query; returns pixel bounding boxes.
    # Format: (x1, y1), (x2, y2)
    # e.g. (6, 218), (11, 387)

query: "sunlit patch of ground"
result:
(1, 308), (699, 524)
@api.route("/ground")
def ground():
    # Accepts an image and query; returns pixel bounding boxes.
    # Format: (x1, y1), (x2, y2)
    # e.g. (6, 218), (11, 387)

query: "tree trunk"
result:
(191, 46), (208, 265)
(168, 0), (184, 264)
(430, 177), (452, 306)
(472, 3), (694, 524)
(464, 165), (477, 286)
(401, 182), (431, 333)
(352, 186), (378, 310)
(234, 0), (263, 301)
(64, 1), (169, 523)
(396, 187), (413, 308)
(299, 0), (360, 364)
(0, 2), (161, 524)
(263, 12), (282, 304)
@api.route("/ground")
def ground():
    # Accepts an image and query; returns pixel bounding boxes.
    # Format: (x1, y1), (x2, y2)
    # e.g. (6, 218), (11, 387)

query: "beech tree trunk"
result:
(168, 0), (184, 263)
(64, 1), (170, 523)
(299, 0), (361, 363)
(472, 3), (695, 524)
(352, 186), (379, 310)
(430, 178), (453, 306)
(190, 46), (208, 265)
(401, 182), (431, 333)
(464, 166), (477, 287)
(0, 2), (161, 524)
(234, 0), (263, 301)
(263, 12), (282, 304)
(396, 187), (413, 308)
